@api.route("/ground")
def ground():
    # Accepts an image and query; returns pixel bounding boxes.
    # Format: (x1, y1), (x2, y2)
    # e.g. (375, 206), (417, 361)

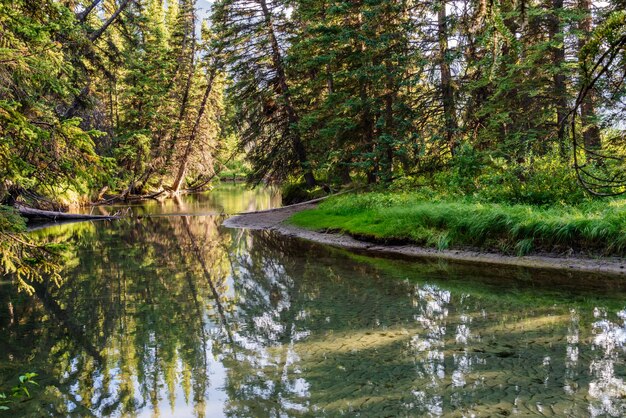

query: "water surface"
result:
(2, 185), (626, 417)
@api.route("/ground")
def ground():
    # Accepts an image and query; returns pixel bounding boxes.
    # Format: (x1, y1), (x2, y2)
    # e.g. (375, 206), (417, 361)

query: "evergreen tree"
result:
(212, 0), (316, 186)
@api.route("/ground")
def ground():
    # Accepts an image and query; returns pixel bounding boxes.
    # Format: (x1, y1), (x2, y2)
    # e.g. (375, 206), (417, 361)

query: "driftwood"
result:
(91, 189), (166, 206)
(16, 205), (120, 221)
(230, 187), (358, 216)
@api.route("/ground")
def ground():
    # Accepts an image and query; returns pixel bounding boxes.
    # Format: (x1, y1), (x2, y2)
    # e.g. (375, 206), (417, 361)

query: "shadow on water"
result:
(1, 185), (626, 417)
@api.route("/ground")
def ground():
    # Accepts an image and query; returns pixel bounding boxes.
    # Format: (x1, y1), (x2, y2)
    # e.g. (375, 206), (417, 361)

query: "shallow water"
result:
(2, 185), (626, 417)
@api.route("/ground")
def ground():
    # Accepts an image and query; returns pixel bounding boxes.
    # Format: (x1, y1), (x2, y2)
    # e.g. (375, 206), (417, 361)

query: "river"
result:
(1, 184), (626, 417)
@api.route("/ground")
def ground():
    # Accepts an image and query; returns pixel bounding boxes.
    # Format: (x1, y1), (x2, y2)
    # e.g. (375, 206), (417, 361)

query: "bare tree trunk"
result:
(171, 68), (218, 193)
(361, 78), (377, 184)
(438, 0), (458, 156)
(578, 0), (601, 151)
(326, 63), (334, 93)
(161, 51), (196, 175)
(463, 0), (488, 148)
(259, 0), (316, 187)
(337, 160), (352, 184)
(63, 83), (90, 119)
(108, 76), (115, 133)
(159, 5), (197, 188)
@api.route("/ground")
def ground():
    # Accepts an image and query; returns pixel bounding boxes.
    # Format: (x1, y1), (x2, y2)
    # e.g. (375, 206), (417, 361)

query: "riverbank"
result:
(224, 195), (626, 276)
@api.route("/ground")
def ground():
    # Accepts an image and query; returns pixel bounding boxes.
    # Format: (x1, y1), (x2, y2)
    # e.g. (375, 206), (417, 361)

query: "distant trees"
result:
(103, 0), (225, 195)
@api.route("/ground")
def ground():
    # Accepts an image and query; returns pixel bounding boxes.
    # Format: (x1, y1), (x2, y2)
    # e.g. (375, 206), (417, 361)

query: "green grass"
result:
(288, 193), (626, 256)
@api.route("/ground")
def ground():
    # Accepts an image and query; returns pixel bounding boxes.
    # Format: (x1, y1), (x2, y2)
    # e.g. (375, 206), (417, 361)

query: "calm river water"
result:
(1, 184), (626, 417)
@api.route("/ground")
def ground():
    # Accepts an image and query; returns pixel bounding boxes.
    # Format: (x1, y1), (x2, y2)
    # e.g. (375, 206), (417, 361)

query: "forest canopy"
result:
(0, 0), (625, 205)
(0, 0), (626, 290)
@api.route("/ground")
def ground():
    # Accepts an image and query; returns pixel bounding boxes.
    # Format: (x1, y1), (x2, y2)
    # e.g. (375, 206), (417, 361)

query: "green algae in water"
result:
(1, 185), (626, 417)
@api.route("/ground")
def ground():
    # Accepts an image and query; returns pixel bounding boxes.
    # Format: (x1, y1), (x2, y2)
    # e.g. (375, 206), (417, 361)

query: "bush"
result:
(474, 156), (588, 205)
(390, 150), (589, 206)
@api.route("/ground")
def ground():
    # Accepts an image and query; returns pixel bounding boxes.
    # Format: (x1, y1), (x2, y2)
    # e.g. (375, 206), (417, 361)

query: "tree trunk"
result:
(161, 8), (197, 182)
(78, 0), (103, 23)
(578, 0), (601, 151)
(16, 205), (119, 221)
(259, 0), (316, 187)
(337, 161), (352, 185)
(382, 69), (395, 183)
(361, 79), (377, 184)
(549, 0), (568, 156)
(438, 0), (458, 156)
(138, 6), (194, 191)
(171, 67), (218, 193)
(354, 11), (377, 184)
(88, 0), (135, 42)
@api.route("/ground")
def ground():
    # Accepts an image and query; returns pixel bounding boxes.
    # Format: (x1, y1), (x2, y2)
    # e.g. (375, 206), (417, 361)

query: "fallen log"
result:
(91, 189), (166, 206)
(16, 205), (120, 221)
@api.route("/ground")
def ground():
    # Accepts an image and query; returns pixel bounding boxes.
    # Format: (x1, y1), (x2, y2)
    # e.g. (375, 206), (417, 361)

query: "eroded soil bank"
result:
(224, 204), (626, 276)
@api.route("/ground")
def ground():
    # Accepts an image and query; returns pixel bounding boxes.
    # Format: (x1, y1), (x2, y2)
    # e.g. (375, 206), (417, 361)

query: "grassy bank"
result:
(288, 193), (626, 257)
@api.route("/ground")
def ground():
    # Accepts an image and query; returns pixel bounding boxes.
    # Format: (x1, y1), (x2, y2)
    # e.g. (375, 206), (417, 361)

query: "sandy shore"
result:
(224, 204), (626, 276)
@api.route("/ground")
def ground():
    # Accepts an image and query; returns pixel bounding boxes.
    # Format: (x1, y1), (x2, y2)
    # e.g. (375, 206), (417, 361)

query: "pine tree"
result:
(212, 0), (316, 186)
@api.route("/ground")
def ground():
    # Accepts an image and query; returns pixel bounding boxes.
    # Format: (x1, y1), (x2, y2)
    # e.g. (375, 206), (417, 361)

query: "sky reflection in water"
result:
(1, 185), (626, 417)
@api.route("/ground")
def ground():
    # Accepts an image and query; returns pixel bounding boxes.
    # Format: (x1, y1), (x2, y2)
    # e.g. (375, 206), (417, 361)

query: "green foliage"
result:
(391, 150), (587, 206)
(2, 0), (625, 206)
(579, 10), (626, 72)
(444, 144), (485, 195)
(0, 372), (38, 410)
(217, 158), (250, 181)
(290, 193), (626, 256)
(0, 206), (26, 233)
(288, 0), (415, 184)
(472, 156), (587, 205)
(113, 133), (151, 181)
(0, 0), (107, 202)
(0, 0), (227, 204)
(0, 206), (65, 294)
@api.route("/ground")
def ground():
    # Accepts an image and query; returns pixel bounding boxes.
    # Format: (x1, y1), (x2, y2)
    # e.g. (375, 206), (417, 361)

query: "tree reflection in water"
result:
(1, 209), (626, 416)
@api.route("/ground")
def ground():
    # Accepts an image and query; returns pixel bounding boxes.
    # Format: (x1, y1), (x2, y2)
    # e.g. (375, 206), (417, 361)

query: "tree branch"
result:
(88, 0), (134, 42)
(78, 0), (103, 23)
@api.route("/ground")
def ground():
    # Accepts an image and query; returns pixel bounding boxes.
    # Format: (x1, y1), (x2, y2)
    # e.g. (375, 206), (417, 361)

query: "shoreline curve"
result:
(223, 203), (626, 277)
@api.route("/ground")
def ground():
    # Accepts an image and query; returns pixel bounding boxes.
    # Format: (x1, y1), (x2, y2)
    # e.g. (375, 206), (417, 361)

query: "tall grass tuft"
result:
(289, 193), (626, 257)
